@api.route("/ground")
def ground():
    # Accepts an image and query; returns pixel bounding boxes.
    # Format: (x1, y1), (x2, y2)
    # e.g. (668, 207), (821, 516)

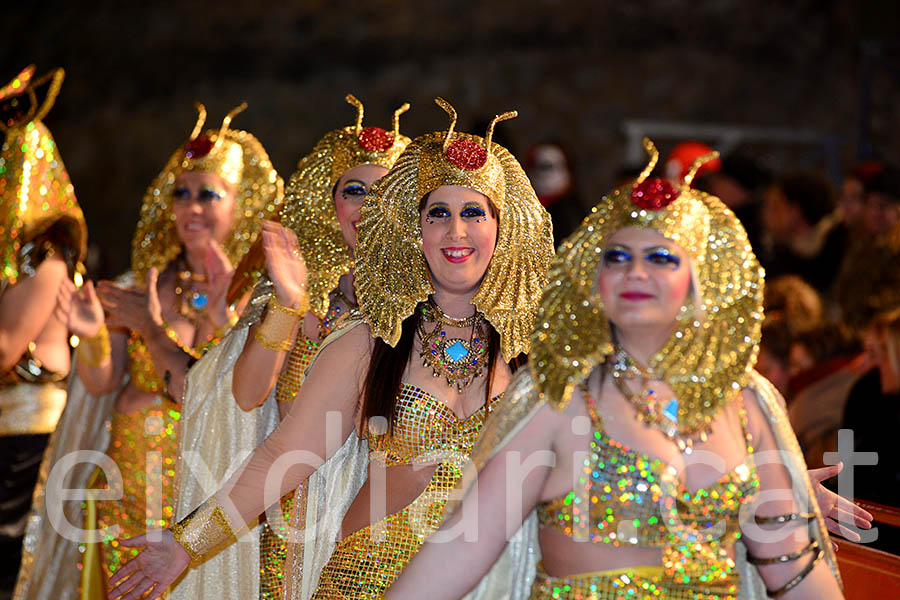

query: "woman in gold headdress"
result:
(387, 139), (845, 599)
(54, 103), (282, 596)
(169, 94), (410, 600)
(0, 65), (87, 593)
(105, 97), (554, 600)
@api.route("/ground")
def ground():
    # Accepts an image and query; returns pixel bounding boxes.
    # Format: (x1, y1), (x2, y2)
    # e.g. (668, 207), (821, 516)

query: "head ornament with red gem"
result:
(131, 103), (283, 285)
(0, 65), (87, 285)
(354, 98), (554, 361)
(530, 138), (764, 439)
(268, 95), (412, 318)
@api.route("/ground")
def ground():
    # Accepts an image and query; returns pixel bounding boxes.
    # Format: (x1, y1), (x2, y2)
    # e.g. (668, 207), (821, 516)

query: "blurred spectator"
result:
(757, 321), (793, 396)
(787, 324), (868, 467)
(694, 154), (771, 250)
(839, 161), (884, 242)
(840, 309), (900, 552)
(834, 167), (900, 328)
(524, 142), (583, 245)
(861, 165), (900, 237)
(759, 171), (847, 293)
(763, 274), (823, 337)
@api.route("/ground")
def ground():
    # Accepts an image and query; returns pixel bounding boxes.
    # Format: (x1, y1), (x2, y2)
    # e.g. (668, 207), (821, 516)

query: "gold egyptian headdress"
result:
(276, 94), (411, 318)
(530, 138), (764, 437)
(131, 103), (283, 284)
(0, 66), (87, 285)
(355, 98), (554, 361)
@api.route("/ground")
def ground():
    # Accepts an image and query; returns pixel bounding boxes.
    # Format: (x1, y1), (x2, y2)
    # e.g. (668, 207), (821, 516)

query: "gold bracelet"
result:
(78, 324), (111, 366)
(254, 295), (307, 352)
(170, 496), (235, 561)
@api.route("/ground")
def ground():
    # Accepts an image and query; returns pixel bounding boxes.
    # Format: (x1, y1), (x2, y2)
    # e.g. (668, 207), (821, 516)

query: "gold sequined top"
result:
(127, 333), (166, 394)
(538, 389), (759, 589)
(367, 383), (498, 467)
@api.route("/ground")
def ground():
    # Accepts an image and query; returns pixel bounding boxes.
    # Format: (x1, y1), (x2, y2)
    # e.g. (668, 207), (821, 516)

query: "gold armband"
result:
(170, 496), (235, 561)
(78, 324), (111, 366)
(254, 294), (308, 352)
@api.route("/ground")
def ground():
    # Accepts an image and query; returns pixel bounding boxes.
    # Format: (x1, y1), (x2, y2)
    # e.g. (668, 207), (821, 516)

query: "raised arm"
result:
(232, 221), (309, 411)
(387, 395), (560, 599)
(740, 388), (844, 599)
(0, 251), (68, 372)
(107, 320), (370, 600)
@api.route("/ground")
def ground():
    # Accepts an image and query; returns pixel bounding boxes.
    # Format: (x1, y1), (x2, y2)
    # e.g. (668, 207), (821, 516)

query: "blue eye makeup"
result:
(425, 204), (451, 220)
(602, 246), (631, 265)
(172, 186), (223, 203)
(198, 186), (224, 202)
(645, 247), (681, 268)
(342, 180), (367, 199)
(461, 203), (488, 222)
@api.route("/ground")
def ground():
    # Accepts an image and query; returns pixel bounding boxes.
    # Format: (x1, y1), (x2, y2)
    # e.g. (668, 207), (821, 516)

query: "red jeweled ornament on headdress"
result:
(358, 126), (394, 153)
(446, 138), (487, 170)
(184, 135), (214, 159)
(630, 177), (679, 210)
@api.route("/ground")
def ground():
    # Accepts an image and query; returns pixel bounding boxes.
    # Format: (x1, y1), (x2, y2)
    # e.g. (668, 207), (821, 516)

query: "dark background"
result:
(3, 0), (898, 277)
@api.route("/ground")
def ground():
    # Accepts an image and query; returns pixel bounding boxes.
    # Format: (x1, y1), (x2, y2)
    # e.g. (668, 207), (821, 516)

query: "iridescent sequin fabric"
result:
(85, 398), (180, 581)
(535, 393), (758, 599)
(529, 139), (764, 439)
(312, 384), (497, 599)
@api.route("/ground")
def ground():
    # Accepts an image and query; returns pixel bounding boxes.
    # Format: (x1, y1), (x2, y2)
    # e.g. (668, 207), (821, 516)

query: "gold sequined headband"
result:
(277, 94), (411, 318)
(530, 138), (764, 436)
(355, 98), (555, 361)
(131, 103), (283, 284)
(0, 65), (87, 284)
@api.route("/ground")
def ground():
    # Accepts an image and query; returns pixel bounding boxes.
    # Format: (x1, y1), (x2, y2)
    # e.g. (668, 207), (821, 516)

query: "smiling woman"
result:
(17, 102), (283, 599)
(105, 97), (553, 600)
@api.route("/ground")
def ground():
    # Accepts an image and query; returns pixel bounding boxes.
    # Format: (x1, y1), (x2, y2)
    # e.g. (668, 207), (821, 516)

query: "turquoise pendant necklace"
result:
(417, 299), (488, 393)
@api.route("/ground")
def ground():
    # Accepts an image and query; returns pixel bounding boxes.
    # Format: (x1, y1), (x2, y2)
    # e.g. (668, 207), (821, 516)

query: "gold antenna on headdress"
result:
(392, 102), (410, 137)
(683, 150), (720, 187)
(30, 68), (65, 123)
(635, 137), (659, 184)
(346, 94), (365, 135)
(213, 102), (247, 151)
(485, 111), (517, 154)
(435, 97), (457, 151)
(189, 103), (208, 141)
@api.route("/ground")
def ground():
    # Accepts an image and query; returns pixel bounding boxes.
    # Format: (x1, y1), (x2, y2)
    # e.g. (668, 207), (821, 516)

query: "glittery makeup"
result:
(341, 179), (368, 201)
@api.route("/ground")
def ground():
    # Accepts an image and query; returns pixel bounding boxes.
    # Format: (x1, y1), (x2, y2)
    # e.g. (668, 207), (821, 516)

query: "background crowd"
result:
(2, 1), (900, 597)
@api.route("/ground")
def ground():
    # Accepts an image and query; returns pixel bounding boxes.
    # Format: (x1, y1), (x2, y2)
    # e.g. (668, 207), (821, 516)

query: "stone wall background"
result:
(2, 0), (898, 277)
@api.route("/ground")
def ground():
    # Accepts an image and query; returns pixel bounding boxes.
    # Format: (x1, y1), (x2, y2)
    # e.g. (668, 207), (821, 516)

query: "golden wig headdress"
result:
(277, 94), (411, 318)
(355, 98), (554, 361)
(0, 66), (87, 284)
(530, 138), (764, 436)
(131, 103), (283, 284)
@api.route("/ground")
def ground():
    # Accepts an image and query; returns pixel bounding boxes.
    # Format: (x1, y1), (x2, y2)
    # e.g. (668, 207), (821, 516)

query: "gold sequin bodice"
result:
(535, 394), (758, 598)
(368, 383), (496, 466)
(87, 397), (180, 580)
(127, 333), (166, 394)
(312, 384), (497, 599)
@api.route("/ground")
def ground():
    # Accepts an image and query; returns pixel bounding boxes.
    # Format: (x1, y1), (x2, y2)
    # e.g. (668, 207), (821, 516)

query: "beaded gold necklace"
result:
(607, 348), (710, 452)
(416, 299), (488, 393)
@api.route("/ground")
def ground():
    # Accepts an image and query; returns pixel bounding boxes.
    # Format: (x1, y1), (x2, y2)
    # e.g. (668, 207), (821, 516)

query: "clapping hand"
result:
(261, 220), (308, 309)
